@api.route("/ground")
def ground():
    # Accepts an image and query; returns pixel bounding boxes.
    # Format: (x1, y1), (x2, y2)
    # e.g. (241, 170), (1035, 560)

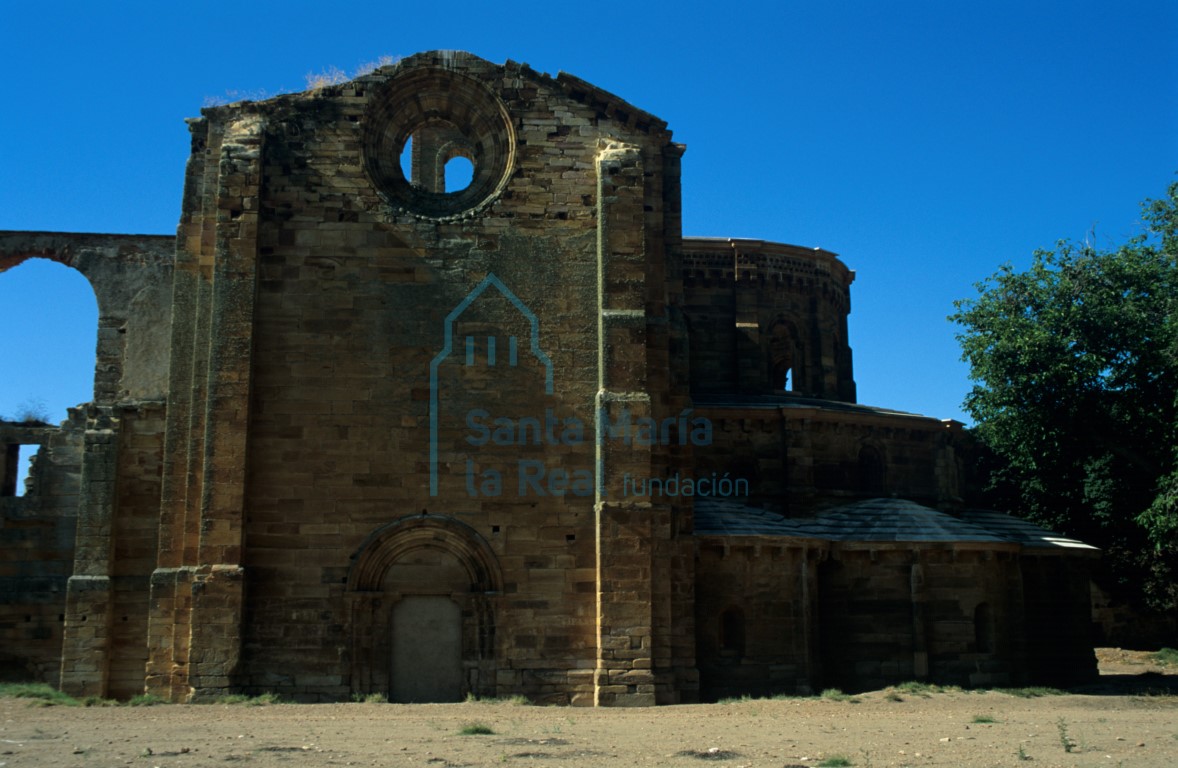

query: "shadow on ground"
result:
(1070, 671), (1178, 696)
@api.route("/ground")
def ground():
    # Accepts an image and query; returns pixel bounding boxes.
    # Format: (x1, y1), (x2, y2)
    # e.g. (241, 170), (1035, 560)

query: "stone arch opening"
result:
(443, 154), (475, 192)
(0, 235), (173, 409)
(768, 319), (803, 393)
(719, 606), (745, 658)
(0, 257), (98, 497)
(857, 444), (886, 495)
(400, 120), (477, 194)
(974, 602), (993, 654)
(346, 514), (502, 701)
(0, 257), (99, 421)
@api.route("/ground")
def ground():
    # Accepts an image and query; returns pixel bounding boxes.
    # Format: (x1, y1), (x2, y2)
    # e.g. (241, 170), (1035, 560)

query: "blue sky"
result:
(2, 0), (1176, 429)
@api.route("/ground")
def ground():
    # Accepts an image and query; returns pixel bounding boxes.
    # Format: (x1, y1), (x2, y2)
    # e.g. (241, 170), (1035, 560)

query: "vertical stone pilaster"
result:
(800, 546), (821, 693)
(148, 117), (212, 700)
(910, 558), (929, 679)
(594, 142), (658, 706)
(145, 566), (194, 699)
(187, 114), (264, 698)
(935, 422), (964, 508)
(733, 245), (762, 392)
(1008, 555), (1030, 684)
(187, 564), (245, 698)
(60, 407), (119, 697)
(151, 113), (264, 700)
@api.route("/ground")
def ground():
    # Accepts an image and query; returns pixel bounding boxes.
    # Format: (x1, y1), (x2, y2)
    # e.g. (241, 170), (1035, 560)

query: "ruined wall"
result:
(0, 232), (173, 691)
(0, 232), (175, 404)
(0, 413), (84, 682)
(147, 51), (696, 704)
(105, 404), (166, 698)
(0, 52), (1098, 706)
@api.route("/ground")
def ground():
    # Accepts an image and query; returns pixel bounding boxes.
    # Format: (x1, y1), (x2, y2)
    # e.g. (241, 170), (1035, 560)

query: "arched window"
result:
(768, 321), (802, 393)
(974, 602), (993, 653)
(857, 444), (885, 494)
(719, 606), (745, 657)
(443, 155), (475, 191)
(399, 120), (476, 194)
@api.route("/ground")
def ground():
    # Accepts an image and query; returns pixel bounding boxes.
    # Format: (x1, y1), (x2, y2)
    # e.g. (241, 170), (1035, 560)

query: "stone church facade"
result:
(0, 51), (1096, 704)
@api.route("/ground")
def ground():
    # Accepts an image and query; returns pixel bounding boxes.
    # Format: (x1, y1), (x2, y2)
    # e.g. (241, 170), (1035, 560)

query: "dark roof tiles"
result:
(695, 497), (1097, 551)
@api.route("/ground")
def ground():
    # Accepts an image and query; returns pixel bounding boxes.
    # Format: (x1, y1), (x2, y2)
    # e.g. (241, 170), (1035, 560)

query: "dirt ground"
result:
(2, 650), (1175, 768)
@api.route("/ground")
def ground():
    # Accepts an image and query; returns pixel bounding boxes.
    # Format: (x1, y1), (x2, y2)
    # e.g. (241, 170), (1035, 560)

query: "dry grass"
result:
(306, 55), (400, 90)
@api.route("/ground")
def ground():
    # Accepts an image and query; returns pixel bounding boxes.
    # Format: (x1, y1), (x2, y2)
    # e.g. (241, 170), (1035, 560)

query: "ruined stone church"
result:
(1, 51), (1097, 704)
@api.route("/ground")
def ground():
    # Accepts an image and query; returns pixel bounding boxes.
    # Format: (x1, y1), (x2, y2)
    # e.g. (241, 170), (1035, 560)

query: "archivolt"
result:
(347, 514), (502, 593)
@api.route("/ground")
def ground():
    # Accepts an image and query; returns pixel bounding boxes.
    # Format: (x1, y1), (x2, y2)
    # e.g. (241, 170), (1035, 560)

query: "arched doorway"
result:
(347, 515), (502, 702)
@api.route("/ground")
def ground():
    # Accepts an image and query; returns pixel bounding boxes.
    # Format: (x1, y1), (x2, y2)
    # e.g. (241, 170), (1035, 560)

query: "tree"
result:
(951, 180), (1178, 612)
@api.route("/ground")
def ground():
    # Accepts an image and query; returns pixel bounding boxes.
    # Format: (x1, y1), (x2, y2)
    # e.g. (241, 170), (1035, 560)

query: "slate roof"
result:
(692, 498), (814, 537)
(793, 498), (1009, 543)
(961, 508), (1099, 551)
(695, 497), (1097, 552)
(690, 391), (941, 419)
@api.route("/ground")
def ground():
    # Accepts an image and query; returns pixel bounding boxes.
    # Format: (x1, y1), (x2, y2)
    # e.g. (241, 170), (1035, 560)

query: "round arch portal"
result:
(345, 515), (502, 702)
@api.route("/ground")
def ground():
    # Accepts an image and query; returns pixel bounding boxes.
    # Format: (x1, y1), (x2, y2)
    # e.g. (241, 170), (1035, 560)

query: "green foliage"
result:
(211, 693), (252, 704)
(459, 723), (494, 735)
(1152, 647), (1178, 666)
(0, 682), (79, 706)
(1057, 718), (1077, 752)
(951, 179), (1178, 611)
(972, 714), (999, 723)
(464, 692), (529, 705)
(127, 693), (166, 706)
(818, 757), (853, 767)
(208, 691), (282, 705)
(819, 688), (859, 702)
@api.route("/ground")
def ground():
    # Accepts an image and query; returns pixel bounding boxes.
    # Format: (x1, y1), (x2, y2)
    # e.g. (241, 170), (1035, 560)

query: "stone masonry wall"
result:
(0, 413), (85, 683)
(0, 51), (1099, 706)
(817, 546), (1025, 692)
(681, 240), (855, 401)
(693, 404), (965, 515)
(694, 538), (822, 700)
(0, 232), (172, 693)
(146, 51), (694, 703)
(106, 403), (165, 699)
